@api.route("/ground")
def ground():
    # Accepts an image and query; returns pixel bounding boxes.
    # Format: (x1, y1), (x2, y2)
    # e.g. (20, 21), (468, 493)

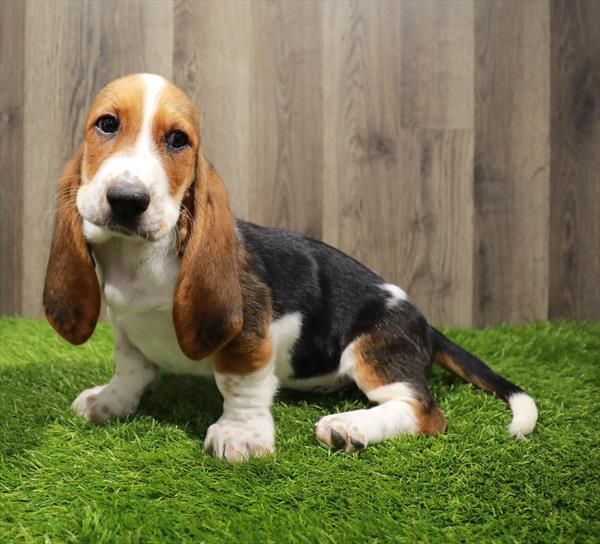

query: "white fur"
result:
(273, 312), (349, 392)
(315, 382), (419, 452)
(72, 327), (159, 422)
(138, 74), (164, 154)
(380, 283), (408, 308)
(508, 392), (538, 439)
(366, 382), (416, 404)
(273, 314), (352, 392)
(90, 232), (216, 377)
(77, 73), (179, 242)
(204, 362), (279, 462)
(271, 312), (303, 374)
(315, 337), (420, 451)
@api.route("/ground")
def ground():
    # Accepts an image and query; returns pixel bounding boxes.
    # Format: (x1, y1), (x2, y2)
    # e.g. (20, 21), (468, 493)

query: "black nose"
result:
(106, 181), (150, 220)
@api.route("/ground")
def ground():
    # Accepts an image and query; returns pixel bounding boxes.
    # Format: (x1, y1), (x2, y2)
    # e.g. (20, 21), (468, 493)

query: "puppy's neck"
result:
(90, 230), (180, 314)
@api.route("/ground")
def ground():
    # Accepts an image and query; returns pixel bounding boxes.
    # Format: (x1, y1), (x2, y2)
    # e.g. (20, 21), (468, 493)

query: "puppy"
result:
(43, 74), (538, 462)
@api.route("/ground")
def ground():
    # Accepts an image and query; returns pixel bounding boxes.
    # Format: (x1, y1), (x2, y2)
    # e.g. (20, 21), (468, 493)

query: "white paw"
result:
(203, 416), (275, 463)
(315, 412), (368, 453)
(71, 385), (139, 423)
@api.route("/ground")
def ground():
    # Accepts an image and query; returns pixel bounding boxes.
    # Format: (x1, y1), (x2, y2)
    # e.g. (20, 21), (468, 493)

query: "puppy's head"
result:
(78, 74), (198, 241)
(43, 74), (243, 359)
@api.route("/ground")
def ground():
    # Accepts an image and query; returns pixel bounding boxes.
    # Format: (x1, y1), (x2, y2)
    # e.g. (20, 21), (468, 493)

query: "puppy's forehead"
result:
(87, 74), (145, 125)
(87, 74), (198, 134)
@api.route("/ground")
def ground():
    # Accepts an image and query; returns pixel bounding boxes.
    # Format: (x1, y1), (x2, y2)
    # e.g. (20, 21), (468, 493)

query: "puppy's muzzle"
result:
(106, 180), (150, 225)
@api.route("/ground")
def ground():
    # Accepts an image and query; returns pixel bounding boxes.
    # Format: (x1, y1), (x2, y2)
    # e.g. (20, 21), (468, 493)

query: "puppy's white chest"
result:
(92, 237), (214, 377)
(119, 310), (214, 377)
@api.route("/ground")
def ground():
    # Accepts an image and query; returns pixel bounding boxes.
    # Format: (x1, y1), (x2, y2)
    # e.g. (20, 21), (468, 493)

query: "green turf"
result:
(1, 318), (599, 543)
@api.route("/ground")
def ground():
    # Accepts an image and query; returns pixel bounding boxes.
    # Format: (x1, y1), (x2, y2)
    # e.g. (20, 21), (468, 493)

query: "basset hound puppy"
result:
(44, 74), (538, 462)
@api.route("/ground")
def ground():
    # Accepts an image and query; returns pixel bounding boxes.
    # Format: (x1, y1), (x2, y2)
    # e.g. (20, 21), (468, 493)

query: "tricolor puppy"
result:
(44, 74), (538, 462)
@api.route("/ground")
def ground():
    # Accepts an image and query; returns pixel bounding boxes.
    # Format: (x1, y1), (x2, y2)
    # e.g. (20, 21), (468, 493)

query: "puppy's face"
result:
(77, 74), (199, 242)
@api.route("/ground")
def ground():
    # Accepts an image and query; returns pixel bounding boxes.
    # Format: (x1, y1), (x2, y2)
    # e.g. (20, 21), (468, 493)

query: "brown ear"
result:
(173, 154), (244, 360)
(43, 147), (101, 344)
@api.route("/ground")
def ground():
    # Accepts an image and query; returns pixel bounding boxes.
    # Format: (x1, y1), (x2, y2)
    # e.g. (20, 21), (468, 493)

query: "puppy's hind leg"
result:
(316, 310), (446, 452)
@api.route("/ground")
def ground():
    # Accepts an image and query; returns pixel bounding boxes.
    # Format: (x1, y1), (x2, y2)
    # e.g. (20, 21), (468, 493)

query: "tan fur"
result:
(354, 334), (448, 436)
(172, 154), (244, 360)
(214, 248), (274, 374)
(353, 339), (386, 390)
(153, 84), (199, 198)
(435, 351), (493, 394)
(43, 147), (101, 344)
(81, 75), (146, 182)
(407, 400), (448, 436)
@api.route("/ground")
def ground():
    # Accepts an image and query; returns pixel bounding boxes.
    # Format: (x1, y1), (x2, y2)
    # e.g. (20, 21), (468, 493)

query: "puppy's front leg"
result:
(204, 363), (278, 463)
(72, 327), (159, 423)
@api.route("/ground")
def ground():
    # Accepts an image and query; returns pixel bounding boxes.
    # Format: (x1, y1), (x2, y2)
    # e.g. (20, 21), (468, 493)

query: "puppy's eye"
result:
(166, 130), (189, 150)
(95, 115), (120, 135)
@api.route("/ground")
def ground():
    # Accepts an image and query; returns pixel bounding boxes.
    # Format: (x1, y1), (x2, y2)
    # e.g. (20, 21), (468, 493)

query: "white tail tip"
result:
(508, 392), (538, 439)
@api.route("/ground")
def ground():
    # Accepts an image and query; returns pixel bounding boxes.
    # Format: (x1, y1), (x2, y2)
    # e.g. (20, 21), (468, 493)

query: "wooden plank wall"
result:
(0, 0), (25, 316)
(1, 0), (598, 326)
(549, 0), (600, 321)
(474, 1), (550, 326)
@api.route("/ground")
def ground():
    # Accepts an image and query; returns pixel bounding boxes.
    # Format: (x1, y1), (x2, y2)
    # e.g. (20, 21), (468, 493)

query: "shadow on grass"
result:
(139, 365), (458, 439)
(1, 360), (458, 456)
(138, 373), (368, 441)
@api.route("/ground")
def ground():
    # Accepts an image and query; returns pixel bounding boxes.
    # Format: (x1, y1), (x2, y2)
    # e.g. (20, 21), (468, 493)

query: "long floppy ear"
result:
(43, 147), (101, 344)
(173, 154), (244, 360)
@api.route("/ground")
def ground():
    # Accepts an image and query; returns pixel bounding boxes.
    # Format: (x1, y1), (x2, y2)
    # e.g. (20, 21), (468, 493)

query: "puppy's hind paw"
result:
(315, 413), (368, 453)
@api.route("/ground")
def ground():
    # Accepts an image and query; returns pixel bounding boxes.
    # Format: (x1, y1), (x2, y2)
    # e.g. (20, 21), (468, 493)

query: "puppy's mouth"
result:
(83, 216), (158, 242)
(104, 219), (154, 241)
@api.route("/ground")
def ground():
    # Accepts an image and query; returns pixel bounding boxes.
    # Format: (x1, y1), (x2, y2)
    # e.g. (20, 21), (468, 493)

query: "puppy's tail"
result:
(431, 328), (537, 438)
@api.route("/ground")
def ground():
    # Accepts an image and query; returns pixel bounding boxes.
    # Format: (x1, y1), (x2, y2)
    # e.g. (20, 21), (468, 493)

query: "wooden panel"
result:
(401, 0), (474, 130)
(250, 0), (323, 238)
(323, 0), (403, 276)
(324, 0), (474, 326)
(0, 0), (595, 325)
(173, 0), (251, 220)
(22, 0), (173, 316)
(400, 0), (474, 325)
(396, 129), (474, 326)
(473, 0), (550, 326)
(0, 0), (25, 315)
(549, 0), (600, 320)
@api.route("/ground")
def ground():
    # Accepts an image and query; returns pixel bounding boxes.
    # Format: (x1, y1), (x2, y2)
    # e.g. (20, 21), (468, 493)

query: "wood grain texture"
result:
(401, 0), (474, 130)
(473, 0), (550, 326)
(2, 0), (597, 324)
(397, 129), (474, 326)
(549, 0), (600, 320)
(0, 0), (25, 315)
(22, 0), (173, 316)
(323, 0), (403, 277)
(250, 0), (323, 238)
(324, 0), (474, 325)
(173, 0), (251, 220)
(399, 0), (474, 325)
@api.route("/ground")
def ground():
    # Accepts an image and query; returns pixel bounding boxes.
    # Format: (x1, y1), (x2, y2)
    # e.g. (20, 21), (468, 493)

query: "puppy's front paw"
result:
(72, 385), (139, 423)
(203, 416), (275, 463)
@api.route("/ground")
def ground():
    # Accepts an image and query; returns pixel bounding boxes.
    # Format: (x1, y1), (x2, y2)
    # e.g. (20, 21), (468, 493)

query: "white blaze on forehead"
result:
(136, 74), (167, 154)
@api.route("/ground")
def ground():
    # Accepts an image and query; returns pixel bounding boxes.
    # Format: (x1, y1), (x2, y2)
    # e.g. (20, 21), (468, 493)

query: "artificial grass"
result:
(1, 319), (599, 543)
